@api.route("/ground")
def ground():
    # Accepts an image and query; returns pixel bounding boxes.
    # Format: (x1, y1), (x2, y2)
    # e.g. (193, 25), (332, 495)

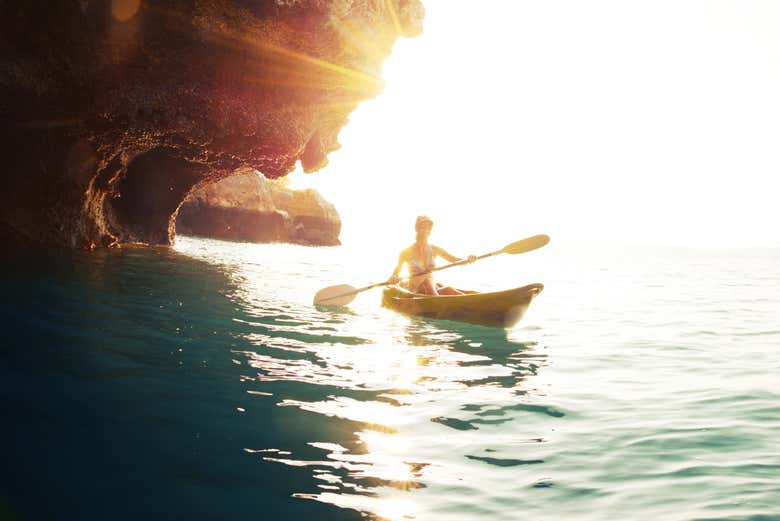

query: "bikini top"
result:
(409, 244), (435, 276)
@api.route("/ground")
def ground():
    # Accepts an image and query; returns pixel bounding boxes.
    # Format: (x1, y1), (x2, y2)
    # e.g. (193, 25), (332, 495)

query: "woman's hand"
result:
(388, 275), (400, 285)
(467, 255), (477, 264)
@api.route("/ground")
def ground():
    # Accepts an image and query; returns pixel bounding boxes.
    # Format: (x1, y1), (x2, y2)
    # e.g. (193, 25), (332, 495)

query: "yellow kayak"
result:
(381, 283), (544, 328)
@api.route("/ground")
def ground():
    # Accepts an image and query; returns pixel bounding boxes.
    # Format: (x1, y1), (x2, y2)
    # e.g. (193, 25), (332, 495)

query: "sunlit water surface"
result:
(2, 236), (779, 521)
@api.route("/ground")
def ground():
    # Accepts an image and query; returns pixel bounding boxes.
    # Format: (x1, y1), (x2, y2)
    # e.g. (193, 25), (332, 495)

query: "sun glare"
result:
(288, 0), (780, 250)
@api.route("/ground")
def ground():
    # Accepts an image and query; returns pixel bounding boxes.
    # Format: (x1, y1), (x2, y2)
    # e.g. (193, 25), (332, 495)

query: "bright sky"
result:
(289, 0), (780, 249)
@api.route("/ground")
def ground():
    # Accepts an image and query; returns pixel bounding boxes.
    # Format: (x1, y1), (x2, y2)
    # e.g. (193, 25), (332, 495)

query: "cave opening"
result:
(174, 168), (291, 244)
(174, 168), (342, 246)
(109, 148), (208, 245)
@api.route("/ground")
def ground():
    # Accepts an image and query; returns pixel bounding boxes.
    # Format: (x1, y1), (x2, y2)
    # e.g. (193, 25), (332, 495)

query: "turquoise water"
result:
(1, 236), (779, 520)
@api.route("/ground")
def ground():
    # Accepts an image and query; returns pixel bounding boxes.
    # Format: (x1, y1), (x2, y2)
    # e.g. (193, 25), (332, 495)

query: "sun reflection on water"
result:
(235, 311), (547, 520)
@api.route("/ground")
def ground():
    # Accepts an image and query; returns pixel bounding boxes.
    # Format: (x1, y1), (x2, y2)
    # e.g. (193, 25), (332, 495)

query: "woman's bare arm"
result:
(388, 249), (409, 282)
(432, 245), (462, 263)
(433, 246), (476, 265)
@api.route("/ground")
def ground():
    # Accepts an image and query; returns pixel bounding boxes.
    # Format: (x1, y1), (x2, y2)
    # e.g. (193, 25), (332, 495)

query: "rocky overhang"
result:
(0, 0), (423, 248)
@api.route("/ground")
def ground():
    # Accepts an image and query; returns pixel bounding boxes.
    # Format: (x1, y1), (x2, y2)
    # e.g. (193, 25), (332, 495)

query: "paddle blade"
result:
(313, 284), (359, 306)
(502, 234), (550, 255)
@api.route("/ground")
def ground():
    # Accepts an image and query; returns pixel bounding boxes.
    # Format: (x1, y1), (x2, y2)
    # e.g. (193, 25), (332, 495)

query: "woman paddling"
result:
(388, 215), (476, 295)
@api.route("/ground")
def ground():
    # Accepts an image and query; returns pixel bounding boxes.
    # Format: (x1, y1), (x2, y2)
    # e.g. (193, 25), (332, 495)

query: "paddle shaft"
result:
(313, 234), (550, 306)
(318, 250), (502, 304)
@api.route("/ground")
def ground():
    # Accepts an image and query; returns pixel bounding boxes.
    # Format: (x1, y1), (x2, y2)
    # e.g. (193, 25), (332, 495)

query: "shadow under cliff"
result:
(0, 245), (368, 520)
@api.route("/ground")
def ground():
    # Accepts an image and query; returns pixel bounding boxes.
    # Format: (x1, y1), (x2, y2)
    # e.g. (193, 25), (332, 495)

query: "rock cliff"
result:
(176, 168), (340, 245)
(0, 0), (423, 248)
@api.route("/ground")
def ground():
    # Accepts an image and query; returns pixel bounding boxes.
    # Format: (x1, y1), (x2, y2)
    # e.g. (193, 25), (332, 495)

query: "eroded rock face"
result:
(176, 168), (341, 245)
(0, 0), (423, 248)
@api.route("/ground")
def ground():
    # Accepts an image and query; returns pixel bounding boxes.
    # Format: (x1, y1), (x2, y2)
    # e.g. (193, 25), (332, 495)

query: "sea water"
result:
(1, 236), (778, 520)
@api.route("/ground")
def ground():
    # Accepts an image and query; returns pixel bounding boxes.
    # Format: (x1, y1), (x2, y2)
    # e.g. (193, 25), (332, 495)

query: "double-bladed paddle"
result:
(313, 234), (550, 307)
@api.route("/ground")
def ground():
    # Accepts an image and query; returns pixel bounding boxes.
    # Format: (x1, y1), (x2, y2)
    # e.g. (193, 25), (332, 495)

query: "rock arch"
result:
(0, 0), (424, 248)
